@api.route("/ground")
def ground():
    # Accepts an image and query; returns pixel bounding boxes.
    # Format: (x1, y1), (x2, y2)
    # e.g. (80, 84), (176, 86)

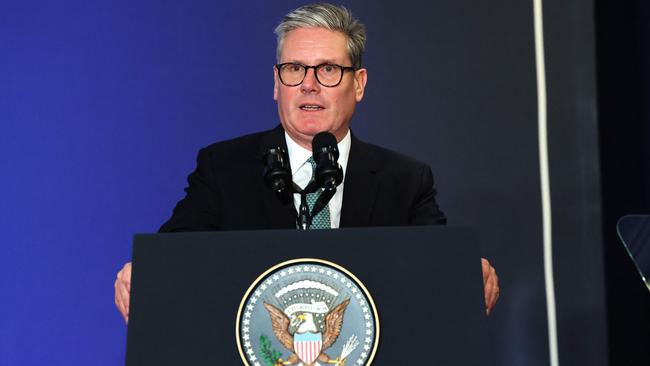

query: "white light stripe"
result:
(533, 0), (559, 365)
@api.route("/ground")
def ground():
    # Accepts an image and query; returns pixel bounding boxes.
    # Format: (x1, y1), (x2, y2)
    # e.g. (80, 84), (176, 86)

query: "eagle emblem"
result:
(263, 299), (350, 365)
(236, 260), (378, 366)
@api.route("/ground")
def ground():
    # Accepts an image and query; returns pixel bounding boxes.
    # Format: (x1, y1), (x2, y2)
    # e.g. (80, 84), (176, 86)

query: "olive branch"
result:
(259, 334), (283, 366)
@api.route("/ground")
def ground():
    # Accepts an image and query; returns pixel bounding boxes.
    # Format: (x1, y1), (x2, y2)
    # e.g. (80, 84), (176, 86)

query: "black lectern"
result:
(126, 226), (493, 366)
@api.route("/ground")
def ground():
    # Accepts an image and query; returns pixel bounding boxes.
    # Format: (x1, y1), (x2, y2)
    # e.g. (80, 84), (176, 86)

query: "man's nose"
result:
(300, 68), (320, 93)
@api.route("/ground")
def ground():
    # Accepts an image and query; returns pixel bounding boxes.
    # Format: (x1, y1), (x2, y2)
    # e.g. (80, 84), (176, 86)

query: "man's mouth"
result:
(299, 104), (324, 111)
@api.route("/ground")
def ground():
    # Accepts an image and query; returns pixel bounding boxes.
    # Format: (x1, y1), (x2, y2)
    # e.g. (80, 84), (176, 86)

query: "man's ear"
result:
(354, 68), (368, 102)
(273, 66), (279, 101)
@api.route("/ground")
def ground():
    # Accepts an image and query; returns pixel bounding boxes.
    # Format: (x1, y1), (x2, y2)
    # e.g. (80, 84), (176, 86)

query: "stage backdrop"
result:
(0, 0), (606, 365)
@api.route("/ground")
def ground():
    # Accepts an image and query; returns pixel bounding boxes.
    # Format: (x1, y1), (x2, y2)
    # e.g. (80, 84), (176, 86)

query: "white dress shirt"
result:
(284, 130), (351, 228)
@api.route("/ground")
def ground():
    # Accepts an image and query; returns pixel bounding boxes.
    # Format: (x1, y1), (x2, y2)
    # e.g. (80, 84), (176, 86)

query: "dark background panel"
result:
(544, 0), (608, 365)
(595, 0), (650, 364)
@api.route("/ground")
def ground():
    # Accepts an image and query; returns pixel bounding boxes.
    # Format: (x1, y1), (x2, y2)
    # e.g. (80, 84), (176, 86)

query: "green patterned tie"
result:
(306, 157), (331, 229)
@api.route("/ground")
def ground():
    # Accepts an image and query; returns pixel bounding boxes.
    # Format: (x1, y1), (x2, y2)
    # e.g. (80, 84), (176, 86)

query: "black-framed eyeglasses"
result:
(275, 62), (357, 87)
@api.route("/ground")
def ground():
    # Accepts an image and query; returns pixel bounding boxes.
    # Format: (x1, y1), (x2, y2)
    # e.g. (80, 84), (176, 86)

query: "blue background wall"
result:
(1, 1), (609, 365)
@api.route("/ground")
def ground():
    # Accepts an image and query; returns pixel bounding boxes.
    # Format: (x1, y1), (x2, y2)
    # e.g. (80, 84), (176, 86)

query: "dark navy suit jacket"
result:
(159, 126), (446, 232)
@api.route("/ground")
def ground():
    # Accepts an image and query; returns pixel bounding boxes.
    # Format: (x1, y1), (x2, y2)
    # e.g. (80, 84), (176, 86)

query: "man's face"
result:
(274, 27), (368, 149)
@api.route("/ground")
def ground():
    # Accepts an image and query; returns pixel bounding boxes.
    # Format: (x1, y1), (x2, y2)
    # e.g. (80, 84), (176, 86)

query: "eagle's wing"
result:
(321, 298), (350, 350)
(262, 302), (294, 352)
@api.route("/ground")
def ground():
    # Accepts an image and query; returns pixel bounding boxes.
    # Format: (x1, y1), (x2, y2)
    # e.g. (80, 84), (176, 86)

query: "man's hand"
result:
(481, 258), (499, 315)
(114, 262), (132, 324)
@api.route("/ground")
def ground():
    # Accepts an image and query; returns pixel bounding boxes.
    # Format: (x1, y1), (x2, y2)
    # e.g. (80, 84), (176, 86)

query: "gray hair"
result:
(274, 3), (366, 69)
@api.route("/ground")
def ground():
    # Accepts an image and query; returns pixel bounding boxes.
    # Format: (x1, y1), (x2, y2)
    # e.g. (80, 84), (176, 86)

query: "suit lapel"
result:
(340, 134), (380, 227)
(259, 126), (296, 229)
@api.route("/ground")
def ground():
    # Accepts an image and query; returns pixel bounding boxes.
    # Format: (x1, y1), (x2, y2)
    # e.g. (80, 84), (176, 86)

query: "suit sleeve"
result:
(159, 148), (221, 232)
(408, 164), (447, 225)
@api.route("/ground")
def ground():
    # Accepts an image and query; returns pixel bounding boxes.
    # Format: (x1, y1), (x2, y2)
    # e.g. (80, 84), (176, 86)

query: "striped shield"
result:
(293, 332), (323, 365)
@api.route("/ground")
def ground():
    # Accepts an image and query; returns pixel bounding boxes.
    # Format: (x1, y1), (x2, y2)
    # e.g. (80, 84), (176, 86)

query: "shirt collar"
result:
(285, 130), (351, 177)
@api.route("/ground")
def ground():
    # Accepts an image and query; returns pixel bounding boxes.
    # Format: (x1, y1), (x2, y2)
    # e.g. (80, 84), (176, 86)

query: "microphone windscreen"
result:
(259, 130), (286, 156)
(312, 132), (338, 152)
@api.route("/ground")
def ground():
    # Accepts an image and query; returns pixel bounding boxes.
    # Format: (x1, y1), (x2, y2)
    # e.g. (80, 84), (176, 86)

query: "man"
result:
(114, 3), (499, 323)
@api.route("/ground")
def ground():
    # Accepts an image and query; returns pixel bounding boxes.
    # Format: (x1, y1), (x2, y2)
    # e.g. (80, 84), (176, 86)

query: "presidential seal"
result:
(236, 259), (379, 366)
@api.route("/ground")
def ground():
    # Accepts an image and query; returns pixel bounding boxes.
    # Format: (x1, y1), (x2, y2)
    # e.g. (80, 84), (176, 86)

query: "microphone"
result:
(312, 132), (343, 190)
(263, 147), (291, 192)
(262, 136), (293, 207)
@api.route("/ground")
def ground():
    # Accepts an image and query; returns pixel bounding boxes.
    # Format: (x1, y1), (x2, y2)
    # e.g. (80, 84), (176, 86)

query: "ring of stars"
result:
(238, 262), (377, 366)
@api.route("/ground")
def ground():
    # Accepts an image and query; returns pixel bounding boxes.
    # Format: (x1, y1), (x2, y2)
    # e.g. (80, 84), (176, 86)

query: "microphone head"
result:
(312, 131), (339, 160)
(259, 129), (286, 156)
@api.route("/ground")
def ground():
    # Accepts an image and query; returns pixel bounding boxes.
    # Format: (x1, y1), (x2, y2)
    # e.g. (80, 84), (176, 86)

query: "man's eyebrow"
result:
(282, 59), (341, 65)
